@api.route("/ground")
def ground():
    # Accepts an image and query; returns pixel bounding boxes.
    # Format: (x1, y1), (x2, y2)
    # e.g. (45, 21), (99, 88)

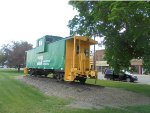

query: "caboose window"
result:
(84, 48), (89, 57)
(38, 40), (43, 46)
(76, 45), (79, 54)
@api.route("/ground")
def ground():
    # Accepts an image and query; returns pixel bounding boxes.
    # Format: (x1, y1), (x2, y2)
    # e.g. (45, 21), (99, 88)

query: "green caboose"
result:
(25, 35), (97, 83)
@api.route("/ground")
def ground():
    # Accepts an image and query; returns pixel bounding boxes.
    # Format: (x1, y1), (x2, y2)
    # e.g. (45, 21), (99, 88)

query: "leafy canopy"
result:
(0, 41), (32, 67)
(68, 1), (150, 73)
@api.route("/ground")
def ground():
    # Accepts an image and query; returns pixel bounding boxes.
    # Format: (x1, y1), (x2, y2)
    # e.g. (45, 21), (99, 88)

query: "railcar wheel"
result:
(44, 72), (49, 77)
(29, 70), (34, 76)
(79, 77), (86, 84)
(44, 74), (48, 77)
(56, 73), (64, 81)
(52, 73), (57, 79)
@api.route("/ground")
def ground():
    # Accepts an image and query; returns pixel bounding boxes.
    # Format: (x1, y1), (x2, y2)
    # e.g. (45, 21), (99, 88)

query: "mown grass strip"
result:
(87, 79), (150, 97)
(0, 69), (150, 113)
(0, 70), (69, 113)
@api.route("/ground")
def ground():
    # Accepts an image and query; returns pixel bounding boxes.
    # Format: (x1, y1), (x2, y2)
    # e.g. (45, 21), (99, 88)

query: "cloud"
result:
(0, 0), (77, 47)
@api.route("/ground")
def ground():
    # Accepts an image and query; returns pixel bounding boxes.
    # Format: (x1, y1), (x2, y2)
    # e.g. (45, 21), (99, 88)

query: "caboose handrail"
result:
(75, 36), (98, 45)
(73, 36), (76, 68)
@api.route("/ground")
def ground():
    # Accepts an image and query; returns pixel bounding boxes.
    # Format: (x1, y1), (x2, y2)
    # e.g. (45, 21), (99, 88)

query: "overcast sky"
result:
(0, 0), (103, 50)
(0, 0), (77, 47)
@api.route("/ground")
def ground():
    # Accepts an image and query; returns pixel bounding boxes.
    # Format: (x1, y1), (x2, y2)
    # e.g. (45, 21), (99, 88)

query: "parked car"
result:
(104, 69), (138, 82)
(0, 65), (4, 68)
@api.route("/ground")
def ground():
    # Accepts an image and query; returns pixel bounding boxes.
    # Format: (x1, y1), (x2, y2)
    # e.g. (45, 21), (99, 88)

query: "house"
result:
(95, 49), (143, 74)
(95, 50), (109, 73)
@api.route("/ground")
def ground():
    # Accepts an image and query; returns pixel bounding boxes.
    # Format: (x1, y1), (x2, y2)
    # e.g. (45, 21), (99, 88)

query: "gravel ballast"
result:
(18, 76), (150, 109)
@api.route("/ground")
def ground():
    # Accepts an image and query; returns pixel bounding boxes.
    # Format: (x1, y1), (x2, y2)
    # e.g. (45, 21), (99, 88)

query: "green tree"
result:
(0, 51), (6, 65)
(68, 1), (150, 73)
(1, 41), (32, 70)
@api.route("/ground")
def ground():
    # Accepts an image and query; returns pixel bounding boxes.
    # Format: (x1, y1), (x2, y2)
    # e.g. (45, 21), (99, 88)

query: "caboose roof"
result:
(64, 36), (98, 45)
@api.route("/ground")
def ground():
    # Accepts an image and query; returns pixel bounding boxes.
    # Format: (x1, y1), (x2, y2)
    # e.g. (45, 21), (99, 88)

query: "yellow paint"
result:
(73, 36), (76, 68)
(64, 36), (98, 81)
(24, 68), (28, 76)
(64, 38), (74, 81)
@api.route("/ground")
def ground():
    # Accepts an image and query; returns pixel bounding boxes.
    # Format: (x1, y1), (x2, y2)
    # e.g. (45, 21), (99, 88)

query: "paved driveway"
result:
(136, 75), (150, 85)
(98, 72), (150, 85)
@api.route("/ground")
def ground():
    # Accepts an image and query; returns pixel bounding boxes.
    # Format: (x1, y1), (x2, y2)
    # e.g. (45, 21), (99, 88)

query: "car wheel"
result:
(126, 78), (131, 82)
(107, 78), (110, 80)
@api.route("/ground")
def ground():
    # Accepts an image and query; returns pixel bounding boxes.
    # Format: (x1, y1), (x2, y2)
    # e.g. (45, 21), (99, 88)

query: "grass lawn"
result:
(86, 78), (150, 97)
(0, 69), (150, 113)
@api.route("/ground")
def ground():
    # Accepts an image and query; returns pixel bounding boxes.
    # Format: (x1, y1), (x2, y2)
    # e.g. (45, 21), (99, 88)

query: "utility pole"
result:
(94, 36), (96, 70)
(94, 36), (97, 84)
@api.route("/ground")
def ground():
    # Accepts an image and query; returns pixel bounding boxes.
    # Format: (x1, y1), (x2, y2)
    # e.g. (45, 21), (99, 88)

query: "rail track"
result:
(18, 75), (150, 109)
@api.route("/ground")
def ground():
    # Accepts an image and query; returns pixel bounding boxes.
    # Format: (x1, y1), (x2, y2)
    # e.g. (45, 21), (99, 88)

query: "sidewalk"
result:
(97, 72), (105, 80)
(136, 74), (150, 85)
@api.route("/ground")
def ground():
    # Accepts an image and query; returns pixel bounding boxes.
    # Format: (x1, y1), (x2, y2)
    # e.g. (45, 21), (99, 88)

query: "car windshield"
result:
(124, 71), (133, 76)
